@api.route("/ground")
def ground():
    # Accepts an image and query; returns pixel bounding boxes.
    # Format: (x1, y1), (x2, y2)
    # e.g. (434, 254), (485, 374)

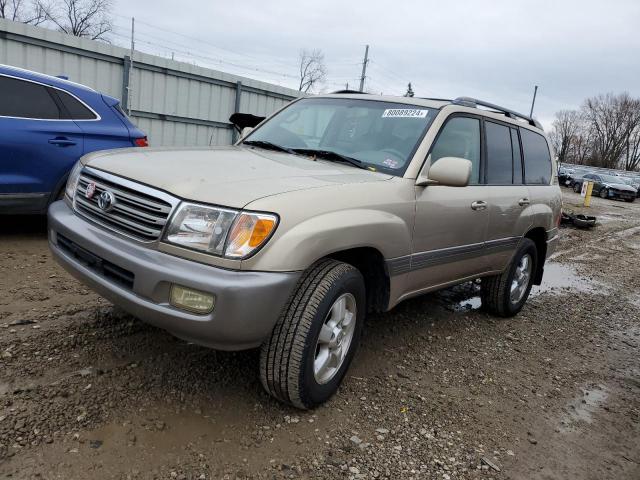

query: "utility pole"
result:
(358, 45), (369, 92)
(127, 17), (135, 115)
(529, 85), (538, 118)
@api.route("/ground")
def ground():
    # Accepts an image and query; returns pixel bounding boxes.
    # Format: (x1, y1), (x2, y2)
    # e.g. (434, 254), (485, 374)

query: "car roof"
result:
(0, 64), (96, 94)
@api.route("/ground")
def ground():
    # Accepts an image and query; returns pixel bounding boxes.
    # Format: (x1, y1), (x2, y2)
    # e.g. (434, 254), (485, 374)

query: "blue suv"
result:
(0, 65), (148, 214)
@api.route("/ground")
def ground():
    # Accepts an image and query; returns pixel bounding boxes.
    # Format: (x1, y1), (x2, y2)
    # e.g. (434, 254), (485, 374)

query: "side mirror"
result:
(240, 127), (254, 139)
(416, 156), (472, 187)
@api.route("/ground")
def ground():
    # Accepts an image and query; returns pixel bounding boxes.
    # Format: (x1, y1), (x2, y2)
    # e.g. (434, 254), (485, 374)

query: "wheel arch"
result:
(327, 246), (390, 314)
(524, 227), (547, 285)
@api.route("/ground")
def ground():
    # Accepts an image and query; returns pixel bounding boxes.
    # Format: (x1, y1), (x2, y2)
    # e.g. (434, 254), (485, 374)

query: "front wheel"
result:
(625, 197), (635, 203)
(573, 183), (581, 193)
(481, 238), (538, 317)
(259, 259), (365, 409)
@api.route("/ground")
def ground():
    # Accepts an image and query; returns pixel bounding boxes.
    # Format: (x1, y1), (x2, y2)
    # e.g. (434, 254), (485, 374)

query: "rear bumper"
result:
(48, 201), (300, 350)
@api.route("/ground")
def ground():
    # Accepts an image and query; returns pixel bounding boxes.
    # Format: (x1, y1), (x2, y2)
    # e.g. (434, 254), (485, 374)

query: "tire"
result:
(481, 238), (538, 317)
(625, 197), (635, 203)
(259, 259), (365, 409)
(599, 188), (609, 199)
(573, 183), (581, 193)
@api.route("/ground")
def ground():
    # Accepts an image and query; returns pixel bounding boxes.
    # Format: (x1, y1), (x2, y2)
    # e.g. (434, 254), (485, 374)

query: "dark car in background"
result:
(0, 65), (148, 214)
(620, 177), (640, 197)
(566, 169), (589, 189)
(573, 173), (637, 202)
(558, 167), (575, 185)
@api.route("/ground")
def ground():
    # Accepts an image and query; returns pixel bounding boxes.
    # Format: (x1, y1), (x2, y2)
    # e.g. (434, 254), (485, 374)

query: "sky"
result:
(111, 0), (640, 130)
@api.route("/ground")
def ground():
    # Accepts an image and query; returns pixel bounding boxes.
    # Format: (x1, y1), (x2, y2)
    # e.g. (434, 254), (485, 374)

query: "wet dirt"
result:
(1, 191), (639, 479)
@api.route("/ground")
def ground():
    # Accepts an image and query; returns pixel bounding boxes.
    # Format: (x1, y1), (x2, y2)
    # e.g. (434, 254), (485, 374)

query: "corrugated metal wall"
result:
(0, 18), (301, 147)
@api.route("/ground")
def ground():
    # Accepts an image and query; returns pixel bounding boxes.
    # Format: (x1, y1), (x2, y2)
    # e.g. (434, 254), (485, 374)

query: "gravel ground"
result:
(1, 189), (639, 480)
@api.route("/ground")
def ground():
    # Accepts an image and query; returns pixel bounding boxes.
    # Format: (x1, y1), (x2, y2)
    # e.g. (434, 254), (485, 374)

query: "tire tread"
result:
(259, 259), (356, 409)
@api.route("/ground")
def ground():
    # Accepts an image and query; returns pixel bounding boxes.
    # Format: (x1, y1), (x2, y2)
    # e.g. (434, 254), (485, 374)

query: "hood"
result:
(82, 146), (392, 208)
(604, 182), (637, 192)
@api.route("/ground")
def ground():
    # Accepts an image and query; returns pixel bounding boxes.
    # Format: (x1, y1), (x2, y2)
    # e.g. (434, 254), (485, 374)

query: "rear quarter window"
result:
(54, 90), (97, 120)
(521, 128), (552, 185)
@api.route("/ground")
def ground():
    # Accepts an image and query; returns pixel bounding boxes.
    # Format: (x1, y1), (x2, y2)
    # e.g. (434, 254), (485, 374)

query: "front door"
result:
(0, 74), (84, 210)
(408, 115), (489, 294)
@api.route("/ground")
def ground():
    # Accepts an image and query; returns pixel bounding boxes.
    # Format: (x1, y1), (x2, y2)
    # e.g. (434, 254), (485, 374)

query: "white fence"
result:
(0, 18), (301, 146)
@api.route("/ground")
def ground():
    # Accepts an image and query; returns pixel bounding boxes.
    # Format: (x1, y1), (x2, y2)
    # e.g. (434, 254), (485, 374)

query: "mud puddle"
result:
(560, 385), (609, 431)
(433, 262), (605, 312)
(530, 262), (606, 297)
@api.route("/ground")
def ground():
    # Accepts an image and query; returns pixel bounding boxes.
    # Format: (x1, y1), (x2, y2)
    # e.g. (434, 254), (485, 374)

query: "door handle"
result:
(518, 198), (530, 206)
(471, 200), (487, 211)
(49, 137), (77, 147)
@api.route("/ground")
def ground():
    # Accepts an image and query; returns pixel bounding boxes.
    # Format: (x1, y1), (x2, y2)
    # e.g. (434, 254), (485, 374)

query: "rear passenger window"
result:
(0, 75), (61, 119)
(485, 121), (513, 184)
(431, 117), (481, 184)
(55, 90), (97, 120)
(521, 128), (552, 184)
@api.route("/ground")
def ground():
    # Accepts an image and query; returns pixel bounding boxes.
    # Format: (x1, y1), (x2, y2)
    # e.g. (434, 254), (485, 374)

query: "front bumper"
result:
(607, 190), (635, 200)
(48, 201), (300, 350)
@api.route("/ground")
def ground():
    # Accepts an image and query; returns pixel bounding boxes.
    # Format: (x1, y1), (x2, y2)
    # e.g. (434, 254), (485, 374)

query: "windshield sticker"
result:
(383, 158), (400, 169)
(382, 109), (429, 118)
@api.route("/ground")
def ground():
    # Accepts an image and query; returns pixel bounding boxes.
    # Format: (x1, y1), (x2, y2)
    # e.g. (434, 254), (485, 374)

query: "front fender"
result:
(241, 208), (412, 272)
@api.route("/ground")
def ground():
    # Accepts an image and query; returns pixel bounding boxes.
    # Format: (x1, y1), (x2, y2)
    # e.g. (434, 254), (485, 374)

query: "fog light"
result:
(170, 285), (215, 314)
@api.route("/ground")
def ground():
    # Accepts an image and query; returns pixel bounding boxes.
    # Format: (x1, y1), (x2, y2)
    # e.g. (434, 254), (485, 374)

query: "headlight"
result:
(164, 203), (278, 259)
(65, 161), (83, 200)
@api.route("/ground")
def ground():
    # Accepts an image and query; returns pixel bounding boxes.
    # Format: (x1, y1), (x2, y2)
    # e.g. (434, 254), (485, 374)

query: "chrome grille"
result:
(74, 169), (175, 241)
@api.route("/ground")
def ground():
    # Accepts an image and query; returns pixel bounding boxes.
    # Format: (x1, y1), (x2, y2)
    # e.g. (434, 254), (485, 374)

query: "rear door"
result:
(0, 75), (84, 205)
(484, 120), (532, 271)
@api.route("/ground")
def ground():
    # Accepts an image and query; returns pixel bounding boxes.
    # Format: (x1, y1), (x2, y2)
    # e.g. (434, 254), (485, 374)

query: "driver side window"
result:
(430, 116), (481, 184)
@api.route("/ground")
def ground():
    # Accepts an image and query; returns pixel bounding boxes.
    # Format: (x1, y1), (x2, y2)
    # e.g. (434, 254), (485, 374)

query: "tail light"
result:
(134, 137), (149, 147)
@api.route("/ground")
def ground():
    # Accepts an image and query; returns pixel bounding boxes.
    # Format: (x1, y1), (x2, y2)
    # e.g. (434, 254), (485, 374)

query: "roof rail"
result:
(452, 96), (542, 129)
(331, 89), (367, 94)
(418, 97), (453, 102)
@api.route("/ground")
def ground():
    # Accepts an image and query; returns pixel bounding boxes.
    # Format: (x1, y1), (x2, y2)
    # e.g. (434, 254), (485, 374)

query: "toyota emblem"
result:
(97, 191), (116, 212)
(85, 182), (96, 199)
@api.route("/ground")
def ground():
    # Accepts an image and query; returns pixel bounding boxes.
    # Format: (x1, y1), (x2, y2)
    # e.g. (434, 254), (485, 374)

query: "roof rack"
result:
(418, 97), (453, 102)
(331, 89), (368, 94)
(452, 97), (542, 129)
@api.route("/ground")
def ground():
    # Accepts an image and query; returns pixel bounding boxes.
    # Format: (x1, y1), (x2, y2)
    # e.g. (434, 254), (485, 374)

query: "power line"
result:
(112, 14), (298, 71)
(109, 29), (299, 81)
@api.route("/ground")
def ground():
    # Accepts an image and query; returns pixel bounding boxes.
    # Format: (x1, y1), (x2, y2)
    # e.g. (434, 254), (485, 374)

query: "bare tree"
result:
(549, 110), (581, 163)
(624, 127), (640, 171)
(0, 0), (47, 24)
(298, 49), (326, 94)
(583, 92), (640, 169)
(41, 0), (112, 40)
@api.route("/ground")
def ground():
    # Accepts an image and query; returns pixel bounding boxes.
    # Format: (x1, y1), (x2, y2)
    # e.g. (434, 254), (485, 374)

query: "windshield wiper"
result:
(292, 148), (367, 170)
(242, 140), (297, 155)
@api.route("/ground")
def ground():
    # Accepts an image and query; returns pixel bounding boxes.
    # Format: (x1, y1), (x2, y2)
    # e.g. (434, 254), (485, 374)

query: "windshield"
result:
(601, 175), (624, 183)
(243, 97), (437, 175)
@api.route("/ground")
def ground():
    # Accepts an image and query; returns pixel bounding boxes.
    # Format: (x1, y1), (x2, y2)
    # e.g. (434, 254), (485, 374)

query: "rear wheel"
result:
(573, 183), (581, 193)
(481, 238), (538, 317)
(625, 197), (635, 203)
(259, 259), (365, 409)
(599, 188), (609, 199)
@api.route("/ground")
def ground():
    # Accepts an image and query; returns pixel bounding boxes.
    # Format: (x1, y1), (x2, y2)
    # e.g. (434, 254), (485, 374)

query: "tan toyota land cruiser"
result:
(48, 93), (561, 409)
